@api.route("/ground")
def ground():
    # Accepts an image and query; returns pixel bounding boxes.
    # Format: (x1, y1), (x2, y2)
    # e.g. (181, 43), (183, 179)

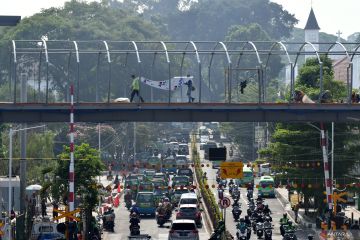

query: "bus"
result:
(236, 166), (254, 187)
(259, 163), (271, 176)
(258, 176), (275, 198)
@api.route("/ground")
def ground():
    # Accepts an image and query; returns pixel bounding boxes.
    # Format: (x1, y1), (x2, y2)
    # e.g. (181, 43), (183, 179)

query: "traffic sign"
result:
(53, 208), (81, 222)
(220, 162), (243, 179)
(219, 197), (231, 209)
(0, 220), (4, 236)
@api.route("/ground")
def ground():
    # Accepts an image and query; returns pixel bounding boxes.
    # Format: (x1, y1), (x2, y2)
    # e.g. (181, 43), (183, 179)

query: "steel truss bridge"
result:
(1, 40), (360, 123)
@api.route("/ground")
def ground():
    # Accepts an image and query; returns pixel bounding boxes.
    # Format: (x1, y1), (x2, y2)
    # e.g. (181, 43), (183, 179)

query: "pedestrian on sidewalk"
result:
(130, 74), (144, 103)
(293, 202), (300, 223)
(52, 201), (59, 222)
(41, 198), (47, 217)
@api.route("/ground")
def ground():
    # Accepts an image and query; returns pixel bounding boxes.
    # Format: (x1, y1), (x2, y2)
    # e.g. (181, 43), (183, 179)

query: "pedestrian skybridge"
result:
(1, 40), (360, 123)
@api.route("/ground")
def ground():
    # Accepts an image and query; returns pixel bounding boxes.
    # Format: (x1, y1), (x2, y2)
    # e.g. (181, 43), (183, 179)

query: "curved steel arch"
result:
(327, 42), (350, 60)
(351, 43), (360, 62)
(294, 42), (323, 102)
(131, 41), (141, 63)
(236, 41), (262, 67)
(179, 41), (202, 102)
(327, 42), (353, 103)
(150, 41), (171, 102)
(208, 42), (232, 102)
(265, 41), (292, 68)
(294, 41), (322, 66)
(103, 40), (111, 63)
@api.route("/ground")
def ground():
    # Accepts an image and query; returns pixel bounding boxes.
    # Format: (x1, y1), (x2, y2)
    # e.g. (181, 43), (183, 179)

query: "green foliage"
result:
(295, 56), (347, 101)
(191, 136), (222, 228)
(53, 143), (105, 210)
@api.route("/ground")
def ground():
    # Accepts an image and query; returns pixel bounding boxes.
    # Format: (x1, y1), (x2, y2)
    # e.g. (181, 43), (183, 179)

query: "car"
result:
(178, 143), (189, 155)
(172, 176), (191, 188)
(153, 173), (169, 183)
(168, 219), (199, 240)
(171, 187), (190, 205)
(176, 168), (193, 183)
(179, 193), (200, 207)
(144, 170), (156, 181)
(176, 204), (202, 227)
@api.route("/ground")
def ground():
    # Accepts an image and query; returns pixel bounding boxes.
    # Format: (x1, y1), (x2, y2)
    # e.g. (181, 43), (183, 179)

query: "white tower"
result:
(304, 8), (320, 60)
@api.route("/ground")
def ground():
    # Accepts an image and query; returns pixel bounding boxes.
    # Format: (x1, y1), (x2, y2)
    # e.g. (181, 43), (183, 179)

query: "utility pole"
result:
(20, 74), (27, 214)
(133, 122), (136, 166)
(331, 122), (334, 195)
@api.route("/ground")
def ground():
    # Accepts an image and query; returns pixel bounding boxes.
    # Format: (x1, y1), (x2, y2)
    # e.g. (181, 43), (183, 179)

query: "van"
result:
(179, 193), (199, 207)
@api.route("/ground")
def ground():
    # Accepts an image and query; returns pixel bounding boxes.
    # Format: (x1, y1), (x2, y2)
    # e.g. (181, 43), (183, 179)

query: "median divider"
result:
(191, 138), (222, 231)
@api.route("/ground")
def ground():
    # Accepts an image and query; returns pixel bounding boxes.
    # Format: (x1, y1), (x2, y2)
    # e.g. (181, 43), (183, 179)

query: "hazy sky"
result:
(271, 0), (360, 39)
(1, 0), (359, 39)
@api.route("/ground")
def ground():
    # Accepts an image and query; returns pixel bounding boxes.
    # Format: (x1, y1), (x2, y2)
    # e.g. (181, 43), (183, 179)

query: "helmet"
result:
(264, 205), (269, 209)
(245, 215), (249, 220)
(288, 220), (293, 226)
(283, 213), (287, 218)
(234, 185), (238, 188)
(240, 218), (245, 222)
(131, 212), (137, 217)
(164, 198), (169, 202)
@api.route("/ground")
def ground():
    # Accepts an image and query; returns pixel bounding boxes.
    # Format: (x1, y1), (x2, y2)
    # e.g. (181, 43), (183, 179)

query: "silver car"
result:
(168, 220), (199, 240)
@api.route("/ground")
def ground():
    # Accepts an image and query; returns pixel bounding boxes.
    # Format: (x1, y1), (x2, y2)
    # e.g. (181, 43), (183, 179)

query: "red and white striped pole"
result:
(320, 122), (332, 210)
(69, 84), (75, 212)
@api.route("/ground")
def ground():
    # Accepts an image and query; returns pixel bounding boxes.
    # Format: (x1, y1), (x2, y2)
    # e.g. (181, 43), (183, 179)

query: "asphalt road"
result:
(103, 186), (209, 240)
(198, 143), (317, 240)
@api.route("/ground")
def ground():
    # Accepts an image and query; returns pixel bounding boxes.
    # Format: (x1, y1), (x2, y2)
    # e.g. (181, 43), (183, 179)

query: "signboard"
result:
(209, 147), (226, 161)
(220, 162), (244, 179)
(219, 197), (231, 209)
(0, 16), (21, 26)
(0, 219), (4, 236)
(53, 208), (81, 222)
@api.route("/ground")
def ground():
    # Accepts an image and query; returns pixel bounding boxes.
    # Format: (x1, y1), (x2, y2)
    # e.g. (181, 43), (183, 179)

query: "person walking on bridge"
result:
(184, 74), (195, 103)
(130, 74), (144, 103)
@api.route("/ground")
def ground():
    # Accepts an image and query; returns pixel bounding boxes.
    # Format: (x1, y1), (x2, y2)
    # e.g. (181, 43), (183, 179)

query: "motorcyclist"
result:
(130, 205), (140, 216)
(125, 191), (132, 204)
(229, 179), (234, 187)
(162, 198), (172, 218)
(284, 220), (296, 232)
(129, 212), (140, 228)
(280, 213), (289, 225)
(236, 218), (247, 232)
(244, 215), (252, 226)
(263, 204), (271, 215)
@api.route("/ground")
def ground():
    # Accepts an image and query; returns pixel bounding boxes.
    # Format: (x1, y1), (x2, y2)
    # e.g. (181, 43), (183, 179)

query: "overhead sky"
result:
(271, 0), (360, 39)
(1, 0), (359, 39)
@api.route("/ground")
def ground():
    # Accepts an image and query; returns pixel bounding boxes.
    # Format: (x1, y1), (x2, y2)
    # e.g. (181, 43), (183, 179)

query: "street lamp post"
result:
(8, 124), (45, 240)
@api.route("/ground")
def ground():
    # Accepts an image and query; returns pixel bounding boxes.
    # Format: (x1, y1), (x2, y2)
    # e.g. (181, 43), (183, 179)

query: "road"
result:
(199, 143), (316, 240)
(103, 183), (209, 240)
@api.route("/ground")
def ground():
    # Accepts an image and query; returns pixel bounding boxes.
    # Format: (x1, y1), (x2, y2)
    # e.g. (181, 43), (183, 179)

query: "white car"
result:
(168, 219), (199, 240)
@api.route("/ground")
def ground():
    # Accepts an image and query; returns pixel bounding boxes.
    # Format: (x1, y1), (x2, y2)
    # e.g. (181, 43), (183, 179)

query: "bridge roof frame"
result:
(326, 41), (351, 62)
(264, 41), (292, 68)
(235, 41), (263, 68)
(294, 41), (322, 66)
(209, 41), (232, 67)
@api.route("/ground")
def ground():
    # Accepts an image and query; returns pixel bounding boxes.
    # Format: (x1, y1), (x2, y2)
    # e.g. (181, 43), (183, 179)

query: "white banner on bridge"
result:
(140, 76), (193, 91)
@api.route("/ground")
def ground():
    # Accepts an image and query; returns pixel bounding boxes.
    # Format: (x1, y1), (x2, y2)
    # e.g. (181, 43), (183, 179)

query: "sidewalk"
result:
(275, 187), (316, 229)
(276, 187), (360, 228)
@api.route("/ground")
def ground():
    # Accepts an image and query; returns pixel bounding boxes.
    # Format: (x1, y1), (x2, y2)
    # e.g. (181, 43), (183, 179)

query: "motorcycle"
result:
(125, 200), (132, 210)
(232, 206), (242, 221)
(130, 223), (140, 236)
(283, 230), (297, 240)
(256, 222), (264, 238)
(102, 213), (115, 232)
(280, 223), (288, 236)
(264, 222), (273, 240)
(232, 190), (240, 199)
(156, 214), (166, 227)
(236, 228), (247, 240)
(247, 190), (253, 200)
